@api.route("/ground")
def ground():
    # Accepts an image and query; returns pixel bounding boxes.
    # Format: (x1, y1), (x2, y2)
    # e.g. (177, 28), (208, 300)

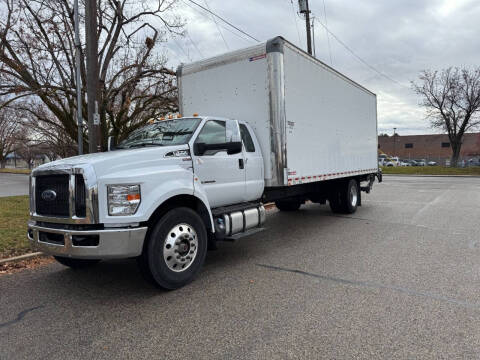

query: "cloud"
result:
(162, 0), (480, 134)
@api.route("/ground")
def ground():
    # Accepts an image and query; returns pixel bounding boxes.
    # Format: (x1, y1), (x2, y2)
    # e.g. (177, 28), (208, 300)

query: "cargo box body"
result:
(177, 37), (378, 188)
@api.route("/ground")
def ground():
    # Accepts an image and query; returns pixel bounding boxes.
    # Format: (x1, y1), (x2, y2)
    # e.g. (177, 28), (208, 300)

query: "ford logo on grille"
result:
(41, 190), (57, 202)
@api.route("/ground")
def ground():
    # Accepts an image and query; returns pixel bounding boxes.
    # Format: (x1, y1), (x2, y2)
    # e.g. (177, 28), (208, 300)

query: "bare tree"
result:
(0, 105), (20, 168)
(413, 67), (480, 166)
(0, 0), (183, 152)
(15, 140), (42, 169)
(23, 102), (78, 160)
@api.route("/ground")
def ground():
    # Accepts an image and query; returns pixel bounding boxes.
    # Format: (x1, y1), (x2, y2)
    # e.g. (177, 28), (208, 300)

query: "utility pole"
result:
(85, 0), (101, 152)
(298, 0), (312, 55)
(393, 127), (397, 156)
(74, 0), (83, 154)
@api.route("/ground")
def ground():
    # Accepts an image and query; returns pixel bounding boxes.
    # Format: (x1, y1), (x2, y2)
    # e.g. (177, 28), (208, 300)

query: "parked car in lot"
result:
(427, 161), (437, 166)
(399, 160), (411, 166)
(415, 159), (426, 166)
(467, 158), (480, 166)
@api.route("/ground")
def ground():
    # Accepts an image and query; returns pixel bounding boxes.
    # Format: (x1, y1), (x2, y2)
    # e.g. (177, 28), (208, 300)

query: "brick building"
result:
(378, 132), (480, 164)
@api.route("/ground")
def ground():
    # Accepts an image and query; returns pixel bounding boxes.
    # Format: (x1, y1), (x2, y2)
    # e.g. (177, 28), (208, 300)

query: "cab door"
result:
(240, 123), (264, 201)
(192, 119), (246, 208)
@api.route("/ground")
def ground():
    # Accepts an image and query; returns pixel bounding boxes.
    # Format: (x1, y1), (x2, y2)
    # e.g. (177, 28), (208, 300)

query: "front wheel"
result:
(54, 256), (100, 269)
(138, 207), (208, 290)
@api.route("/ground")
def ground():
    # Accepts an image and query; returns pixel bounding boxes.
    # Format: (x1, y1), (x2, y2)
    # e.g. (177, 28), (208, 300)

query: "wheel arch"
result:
(145, 194), (214, 235)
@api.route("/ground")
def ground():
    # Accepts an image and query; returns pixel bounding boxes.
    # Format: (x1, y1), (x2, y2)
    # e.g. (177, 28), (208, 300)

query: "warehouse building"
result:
(378, 132), (480, 164)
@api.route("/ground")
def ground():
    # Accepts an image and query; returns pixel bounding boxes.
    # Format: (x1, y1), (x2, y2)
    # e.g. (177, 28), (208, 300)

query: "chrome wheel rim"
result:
(163, 223), (198, 272)
(350, 184), (358, 207)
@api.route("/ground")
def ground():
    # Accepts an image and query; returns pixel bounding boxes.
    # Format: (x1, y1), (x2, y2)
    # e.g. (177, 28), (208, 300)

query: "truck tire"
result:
(275, 200), (301, 211)
(329, 179), (359, 214)
(54, 256), (100, 269)
(138, 207), (207, 290)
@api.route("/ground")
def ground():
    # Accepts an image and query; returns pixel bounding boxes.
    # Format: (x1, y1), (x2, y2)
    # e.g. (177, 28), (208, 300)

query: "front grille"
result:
(75, 175), (86, 217)
(36, 175), (70, 217)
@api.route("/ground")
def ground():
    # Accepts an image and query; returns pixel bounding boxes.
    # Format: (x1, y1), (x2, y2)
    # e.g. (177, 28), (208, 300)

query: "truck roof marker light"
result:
(168, 114), (173, 119)
(193, 113), (199, 117)
(160, 116), (165, 121)
(177, 114), (182, 118)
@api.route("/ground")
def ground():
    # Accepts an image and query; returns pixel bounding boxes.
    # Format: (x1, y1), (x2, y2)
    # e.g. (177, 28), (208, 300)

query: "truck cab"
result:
(28, 116), (267, 289)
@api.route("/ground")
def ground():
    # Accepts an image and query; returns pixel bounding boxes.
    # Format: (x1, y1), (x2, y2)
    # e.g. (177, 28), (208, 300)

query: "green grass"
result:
(0, 168), (31, 174)
(0, 196), (31, 259)
(381, 166), (480, 175)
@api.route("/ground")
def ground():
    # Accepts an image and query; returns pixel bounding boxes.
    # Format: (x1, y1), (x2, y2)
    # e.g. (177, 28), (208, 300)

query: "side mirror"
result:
(108, 136), (116, 151)
(226, 141), (242, 155)
(194, 142), (207, 156)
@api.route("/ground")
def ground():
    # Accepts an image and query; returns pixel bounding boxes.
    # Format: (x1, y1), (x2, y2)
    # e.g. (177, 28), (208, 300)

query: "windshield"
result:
(116, 118), (201, 149)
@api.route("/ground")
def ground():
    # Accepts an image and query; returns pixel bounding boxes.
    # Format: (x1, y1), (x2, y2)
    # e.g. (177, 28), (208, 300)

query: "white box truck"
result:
(27, 37), (380, 289)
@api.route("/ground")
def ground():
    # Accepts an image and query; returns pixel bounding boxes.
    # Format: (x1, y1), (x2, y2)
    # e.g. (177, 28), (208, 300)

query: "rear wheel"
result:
(328, 179), (359, 214)
(137, 207), (207, 290)
(275, 199), (302, 211)
(54, 256), (100, 269)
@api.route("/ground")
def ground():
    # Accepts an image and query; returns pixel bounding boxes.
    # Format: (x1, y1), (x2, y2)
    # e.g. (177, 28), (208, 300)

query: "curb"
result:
(0, 170), (31, 175)
(0, 252), (44, 265)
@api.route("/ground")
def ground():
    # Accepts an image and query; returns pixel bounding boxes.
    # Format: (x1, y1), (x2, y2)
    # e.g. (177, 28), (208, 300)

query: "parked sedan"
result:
(427, 161), (437, 166)
(415, 159), (426, 166)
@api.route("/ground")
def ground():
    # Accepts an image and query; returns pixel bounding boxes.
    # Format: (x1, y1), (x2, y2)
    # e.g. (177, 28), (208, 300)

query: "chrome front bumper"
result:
(27, 223), (148, 259)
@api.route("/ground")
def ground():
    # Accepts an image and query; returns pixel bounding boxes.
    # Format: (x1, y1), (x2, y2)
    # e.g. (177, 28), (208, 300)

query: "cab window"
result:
(196, 120), (226, 144)
(195, 120), (227, 155)
(240, 124), (255, 152)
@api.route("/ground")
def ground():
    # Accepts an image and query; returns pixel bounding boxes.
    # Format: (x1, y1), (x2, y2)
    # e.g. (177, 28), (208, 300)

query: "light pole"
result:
(393, 127), (397, 157)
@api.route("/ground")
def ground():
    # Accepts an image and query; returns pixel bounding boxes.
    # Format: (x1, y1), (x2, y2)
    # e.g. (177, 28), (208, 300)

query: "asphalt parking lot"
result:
(1, 175), (480, 359)
(0, 173), (29, 197)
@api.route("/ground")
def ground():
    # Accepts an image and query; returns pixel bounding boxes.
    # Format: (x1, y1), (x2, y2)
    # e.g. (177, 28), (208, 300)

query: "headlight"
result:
(107, 184), (141, 216)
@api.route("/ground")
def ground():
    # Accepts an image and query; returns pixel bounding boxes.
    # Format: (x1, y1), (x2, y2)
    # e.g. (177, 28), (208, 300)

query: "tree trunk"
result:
(0, 159), (6, 169)
(450, 142), (461, 167)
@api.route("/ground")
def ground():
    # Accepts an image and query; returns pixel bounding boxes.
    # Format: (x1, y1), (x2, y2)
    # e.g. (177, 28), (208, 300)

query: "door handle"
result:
(239, 159), (244, 169)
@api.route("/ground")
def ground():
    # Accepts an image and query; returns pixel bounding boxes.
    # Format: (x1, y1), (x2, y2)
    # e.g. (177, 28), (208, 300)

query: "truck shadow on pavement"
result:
(36, 204), (337, 296)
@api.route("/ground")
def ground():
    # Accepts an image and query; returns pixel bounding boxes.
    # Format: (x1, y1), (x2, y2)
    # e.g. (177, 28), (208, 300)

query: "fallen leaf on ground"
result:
(0, 256), (54, 275)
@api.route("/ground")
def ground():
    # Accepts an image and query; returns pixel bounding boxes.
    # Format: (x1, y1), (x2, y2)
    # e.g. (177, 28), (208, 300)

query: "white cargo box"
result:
(177, 36), (378, 187)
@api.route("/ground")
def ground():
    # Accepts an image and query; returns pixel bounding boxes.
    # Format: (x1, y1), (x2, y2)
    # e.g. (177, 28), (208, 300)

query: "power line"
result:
(314, 18), (409, 88)
(184, 0), (260, 42)
(172, 36), (192, 62)
(186, 30), (204, 58)
(203, 0), (230, 50)
(321, 0), (333, 65)
(182, 1), (252, 44)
